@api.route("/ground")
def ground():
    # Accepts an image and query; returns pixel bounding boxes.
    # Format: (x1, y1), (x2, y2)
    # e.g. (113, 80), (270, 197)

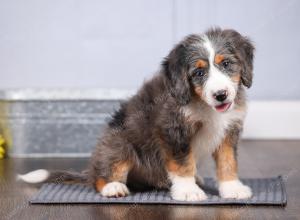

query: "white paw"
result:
(101, 182), (130, 197)
(171, 182), (207, 201)
(219, 180), (252, 199)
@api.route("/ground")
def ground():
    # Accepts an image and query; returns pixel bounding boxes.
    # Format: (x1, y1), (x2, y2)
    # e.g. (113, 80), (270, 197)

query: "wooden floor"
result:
(1, 140), (300, 220)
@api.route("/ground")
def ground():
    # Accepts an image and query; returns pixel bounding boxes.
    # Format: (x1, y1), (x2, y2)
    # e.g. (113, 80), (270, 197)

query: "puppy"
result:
(19, 28), (254, 201)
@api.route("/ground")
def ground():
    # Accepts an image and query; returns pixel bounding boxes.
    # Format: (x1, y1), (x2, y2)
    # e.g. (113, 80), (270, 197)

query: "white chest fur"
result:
(182, 103), (246, 161)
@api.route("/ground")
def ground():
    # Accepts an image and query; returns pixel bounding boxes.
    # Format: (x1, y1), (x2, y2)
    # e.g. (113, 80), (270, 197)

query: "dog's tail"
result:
(16, 169), (88, 184)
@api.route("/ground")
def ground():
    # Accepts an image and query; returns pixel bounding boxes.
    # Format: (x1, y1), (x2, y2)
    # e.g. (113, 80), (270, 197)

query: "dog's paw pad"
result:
(171, 183), (207, 201)
(219, 180), (252, 199)
(101, 182), (130, 197)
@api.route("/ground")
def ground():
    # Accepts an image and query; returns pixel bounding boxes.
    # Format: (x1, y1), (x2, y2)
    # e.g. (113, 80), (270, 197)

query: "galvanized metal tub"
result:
(0, 89), (135, 158)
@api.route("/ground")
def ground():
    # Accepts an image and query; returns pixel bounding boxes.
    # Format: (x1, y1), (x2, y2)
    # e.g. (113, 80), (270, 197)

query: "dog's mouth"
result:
(214, 102), (232, 113)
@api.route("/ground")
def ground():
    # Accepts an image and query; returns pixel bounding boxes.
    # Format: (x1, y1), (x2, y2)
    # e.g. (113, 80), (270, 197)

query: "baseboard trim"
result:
(243, 101), (300, 139)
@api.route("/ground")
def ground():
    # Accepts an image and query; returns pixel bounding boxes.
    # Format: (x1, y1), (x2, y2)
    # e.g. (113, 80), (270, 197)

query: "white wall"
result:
(0, 0), (300, 100)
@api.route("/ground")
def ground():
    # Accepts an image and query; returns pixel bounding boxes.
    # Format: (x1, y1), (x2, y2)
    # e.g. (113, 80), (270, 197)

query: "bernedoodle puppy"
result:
(19, 27), (254, 201)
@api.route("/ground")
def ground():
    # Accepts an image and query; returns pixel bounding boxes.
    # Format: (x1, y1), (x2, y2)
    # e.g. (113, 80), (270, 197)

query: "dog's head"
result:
(163, 28), (254, 113)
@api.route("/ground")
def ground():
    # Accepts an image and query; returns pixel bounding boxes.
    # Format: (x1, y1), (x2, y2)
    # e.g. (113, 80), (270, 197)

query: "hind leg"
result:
(90, 130), (135, 198)
(95, 160), (132, 197)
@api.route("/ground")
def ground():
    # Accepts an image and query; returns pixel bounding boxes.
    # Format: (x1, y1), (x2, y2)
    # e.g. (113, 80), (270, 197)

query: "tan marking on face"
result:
(95, 178), (107, 192)
(214, 54), (224, 64)
(166, 150), (196, 177)
(194, 86), (203, 98)
(213, 137), (238, 181)
(195, 59), (208, 68)
(231, 74), (241, 83)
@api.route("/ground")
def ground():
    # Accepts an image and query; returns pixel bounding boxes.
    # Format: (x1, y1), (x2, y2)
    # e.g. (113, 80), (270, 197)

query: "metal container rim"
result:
(0, 88), (136, 101)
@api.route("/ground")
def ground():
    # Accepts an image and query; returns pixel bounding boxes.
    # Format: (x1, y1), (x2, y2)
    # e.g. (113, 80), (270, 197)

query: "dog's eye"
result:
(194, 69), (205, 77)
(222, 60), (230, 68)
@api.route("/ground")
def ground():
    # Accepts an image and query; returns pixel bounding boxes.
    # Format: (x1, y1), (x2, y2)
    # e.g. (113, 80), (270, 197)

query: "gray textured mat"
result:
(30, 176), (286, 205)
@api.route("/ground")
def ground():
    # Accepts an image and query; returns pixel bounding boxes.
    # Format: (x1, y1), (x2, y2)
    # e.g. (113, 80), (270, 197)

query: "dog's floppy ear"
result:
(162, 44), (191, 105)
(223, 29), (255, 88)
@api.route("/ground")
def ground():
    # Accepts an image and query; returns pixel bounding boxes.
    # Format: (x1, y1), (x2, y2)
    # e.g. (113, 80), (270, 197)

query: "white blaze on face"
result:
(202, 36), (237, 108)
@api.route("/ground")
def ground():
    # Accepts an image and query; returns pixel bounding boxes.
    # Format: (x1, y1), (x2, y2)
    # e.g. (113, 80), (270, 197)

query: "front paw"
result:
(219, 179), (252, 199)
(171, 182), (207, 201)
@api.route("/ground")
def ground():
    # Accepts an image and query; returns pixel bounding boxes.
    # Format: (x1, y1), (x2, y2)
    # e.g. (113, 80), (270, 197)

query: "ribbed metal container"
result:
(0, 89), (134, 158)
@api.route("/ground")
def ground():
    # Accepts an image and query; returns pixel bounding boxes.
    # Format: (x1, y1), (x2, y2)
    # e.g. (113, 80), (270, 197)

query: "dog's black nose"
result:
(213, 90), (228, 102)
